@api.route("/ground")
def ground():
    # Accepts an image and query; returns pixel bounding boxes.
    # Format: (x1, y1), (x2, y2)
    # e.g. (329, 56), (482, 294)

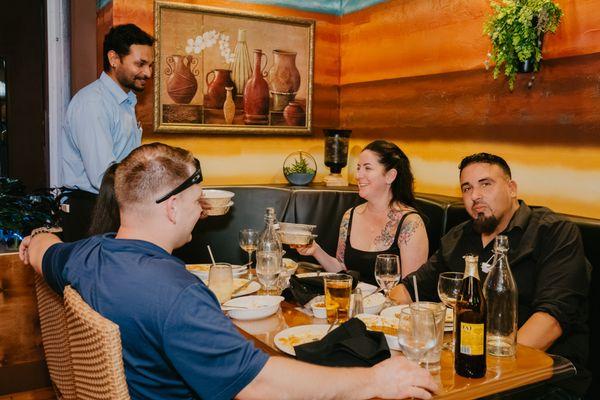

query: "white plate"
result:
(223, 295), (283, 320)
(380, 305), (453, 332)
(232, 280), (261, 297)
(274, 324), (330, 356)
(188, 267), (247, 281)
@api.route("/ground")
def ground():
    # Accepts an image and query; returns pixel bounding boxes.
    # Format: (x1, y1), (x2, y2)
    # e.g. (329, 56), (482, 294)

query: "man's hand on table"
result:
(390, 284), (413, 304)
(371, 356), (439, 399)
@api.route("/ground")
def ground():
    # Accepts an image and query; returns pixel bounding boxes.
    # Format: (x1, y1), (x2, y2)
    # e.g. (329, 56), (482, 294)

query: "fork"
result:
(326, 317), (339, 334)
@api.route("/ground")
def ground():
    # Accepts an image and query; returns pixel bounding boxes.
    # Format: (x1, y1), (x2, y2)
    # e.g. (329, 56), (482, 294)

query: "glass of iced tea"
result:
(208, 263), (233, 303)
(324, 274), (353, 323)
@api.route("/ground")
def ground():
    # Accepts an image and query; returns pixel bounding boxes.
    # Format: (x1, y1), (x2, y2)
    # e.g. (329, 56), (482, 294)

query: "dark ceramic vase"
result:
(243, 50), (270, 125)
(283, 101), (305, 126)
(205, 69), (236, 108)
(165, 55), (198, 104)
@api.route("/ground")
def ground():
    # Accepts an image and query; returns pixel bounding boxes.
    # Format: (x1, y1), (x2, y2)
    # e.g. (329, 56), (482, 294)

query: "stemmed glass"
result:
(397, 307), (437, 366)
(374, 254), (401, 306)
(437, 272), (464, 350)
(239, 229), (259, 268)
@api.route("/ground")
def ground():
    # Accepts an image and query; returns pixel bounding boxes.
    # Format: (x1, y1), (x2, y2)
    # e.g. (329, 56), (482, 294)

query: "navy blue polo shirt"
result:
(42, 234), (268, 400)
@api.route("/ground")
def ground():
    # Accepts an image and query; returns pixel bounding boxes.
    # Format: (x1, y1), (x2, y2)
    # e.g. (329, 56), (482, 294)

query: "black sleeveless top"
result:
(343, 207), (418, 285)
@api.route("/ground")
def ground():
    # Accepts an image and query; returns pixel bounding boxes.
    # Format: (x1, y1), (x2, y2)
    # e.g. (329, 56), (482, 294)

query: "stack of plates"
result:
(186, 263), (248, 281)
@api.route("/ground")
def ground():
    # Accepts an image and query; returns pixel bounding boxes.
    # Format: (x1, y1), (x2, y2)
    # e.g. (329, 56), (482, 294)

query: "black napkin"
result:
(294, 318), (391, 367)
(287, 270), (360, 306)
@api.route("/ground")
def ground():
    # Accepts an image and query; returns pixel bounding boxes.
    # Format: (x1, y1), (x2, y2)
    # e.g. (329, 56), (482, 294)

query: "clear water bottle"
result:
(256, 207), (282, 292)
(483, 235), (518, 357)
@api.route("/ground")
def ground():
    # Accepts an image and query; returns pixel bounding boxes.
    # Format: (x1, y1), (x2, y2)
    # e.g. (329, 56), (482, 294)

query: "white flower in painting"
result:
(185, 38), (195, 54)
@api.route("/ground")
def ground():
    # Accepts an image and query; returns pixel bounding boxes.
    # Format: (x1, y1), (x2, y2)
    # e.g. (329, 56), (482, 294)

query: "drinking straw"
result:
(207, 245), (216, 266)
(413, 275), (420, 304)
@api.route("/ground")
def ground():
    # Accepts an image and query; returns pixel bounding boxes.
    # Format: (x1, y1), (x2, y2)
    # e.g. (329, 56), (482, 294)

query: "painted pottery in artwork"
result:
(283, 101), (305, 126)
(269, 50), (301, 111)
(223, 87), (236, 124)
(244, 50), (270, 125)
(165, 55), (198, 104)
(230, 29), (252, 95)
(205, 69), (236, 109)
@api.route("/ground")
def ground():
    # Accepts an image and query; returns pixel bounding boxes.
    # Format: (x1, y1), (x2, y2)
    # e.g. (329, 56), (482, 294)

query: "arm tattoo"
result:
(373, 209), (401, 249)
(335, 211), (350, 266)
(398, 218), (423, 246)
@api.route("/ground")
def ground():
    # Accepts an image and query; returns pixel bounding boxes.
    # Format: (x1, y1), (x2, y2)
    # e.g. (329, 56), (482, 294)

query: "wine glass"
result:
(437, 272), (464, 350)
(239, 228), (259, 268)
(374, 254), (401, 306)
(397, 307), (437, 366)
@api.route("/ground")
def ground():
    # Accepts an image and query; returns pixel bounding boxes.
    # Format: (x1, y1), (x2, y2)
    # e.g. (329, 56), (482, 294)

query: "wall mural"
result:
(154, 1), (315, 135)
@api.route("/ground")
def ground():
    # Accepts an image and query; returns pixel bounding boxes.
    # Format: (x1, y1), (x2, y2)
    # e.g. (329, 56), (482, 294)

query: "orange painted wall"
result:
(339, 0), (600, 218)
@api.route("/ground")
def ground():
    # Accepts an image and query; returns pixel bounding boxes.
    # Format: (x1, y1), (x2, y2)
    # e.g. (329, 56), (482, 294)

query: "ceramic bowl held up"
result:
(201, 190), (235, 216)
(278, 222), (317, 246)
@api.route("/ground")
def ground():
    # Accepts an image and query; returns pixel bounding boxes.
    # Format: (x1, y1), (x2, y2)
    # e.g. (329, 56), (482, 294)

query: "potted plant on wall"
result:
(484, 0), (563, 90)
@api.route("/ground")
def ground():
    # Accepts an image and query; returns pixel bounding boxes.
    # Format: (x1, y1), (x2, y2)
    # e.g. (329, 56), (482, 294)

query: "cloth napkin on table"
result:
(294, 318), (391, 367)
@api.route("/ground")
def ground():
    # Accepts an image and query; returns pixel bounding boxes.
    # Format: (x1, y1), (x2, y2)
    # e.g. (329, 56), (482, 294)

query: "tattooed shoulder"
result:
(398, 215), (424, 246)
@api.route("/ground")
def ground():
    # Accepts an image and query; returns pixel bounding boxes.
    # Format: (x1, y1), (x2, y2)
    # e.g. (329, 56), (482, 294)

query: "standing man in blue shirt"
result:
(20, 142), (438, 400)
(61, 24), (154, 242)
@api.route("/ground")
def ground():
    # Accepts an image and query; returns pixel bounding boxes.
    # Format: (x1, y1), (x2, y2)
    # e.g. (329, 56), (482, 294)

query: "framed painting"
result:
(154, 1), (315, 135)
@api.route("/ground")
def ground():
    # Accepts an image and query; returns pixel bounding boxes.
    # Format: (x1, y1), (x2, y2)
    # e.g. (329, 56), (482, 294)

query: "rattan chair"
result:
(33, 274), (77, 400)
(63, 285), (130, 400)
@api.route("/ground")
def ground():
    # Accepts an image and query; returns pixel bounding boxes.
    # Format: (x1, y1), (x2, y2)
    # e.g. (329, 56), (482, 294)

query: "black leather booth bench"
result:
(174, 184), (599, 397)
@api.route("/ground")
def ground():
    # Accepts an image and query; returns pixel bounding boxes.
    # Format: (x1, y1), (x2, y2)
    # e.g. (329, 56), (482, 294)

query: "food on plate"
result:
(277, 332), (324, 349)
(356, 314), (399, 336)
(186, 264), (211, 272)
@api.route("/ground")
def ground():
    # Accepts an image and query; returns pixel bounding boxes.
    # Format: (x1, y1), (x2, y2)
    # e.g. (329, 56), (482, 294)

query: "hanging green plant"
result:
(484, 0), (562, 90)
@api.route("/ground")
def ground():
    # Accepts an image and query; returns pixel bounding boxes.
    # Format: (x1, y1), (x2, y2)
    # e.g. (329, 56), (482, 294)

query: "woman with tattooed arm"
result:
(294, 140), (428, 284)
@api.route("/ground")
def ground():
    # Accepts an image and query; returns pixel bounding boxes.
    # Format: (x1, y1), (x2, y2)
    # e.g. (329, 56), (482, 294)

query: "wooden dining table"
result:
(232, 299), (575, 399)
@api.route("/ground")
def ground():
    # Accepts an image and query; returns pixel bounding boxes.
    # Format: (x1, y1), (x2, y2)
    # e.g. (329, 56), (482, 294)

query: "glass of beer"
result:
(208, 263), (233, 303)
(324, 274), (353, 323)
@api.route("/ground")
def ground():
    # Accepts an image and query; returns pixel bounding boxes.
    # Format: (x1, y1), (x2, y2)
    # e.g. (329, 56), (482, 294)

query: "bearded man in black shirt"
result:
(391, 153), (591, 397)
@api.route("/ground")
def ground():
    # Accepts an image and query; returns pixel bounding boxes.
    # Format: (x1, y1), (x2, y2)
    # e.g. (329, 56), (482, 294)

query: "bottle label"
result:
(459, 322), (484, 356)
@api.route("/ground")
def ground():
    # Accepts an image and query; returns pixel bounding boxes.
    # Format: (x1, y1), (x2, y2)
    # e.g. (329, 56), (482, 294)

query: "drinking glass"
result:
(397, 307), (437, 366)
(409, 302), (446, 371)
(239, 228), (259, 267)
(374, 254), (401, 305)
(324, 274), (353, 323)
(256, 250), (282, 294)
(208, 263), (233, 304)
(437, 272), (464, 350)
(349, 287), (364, 318)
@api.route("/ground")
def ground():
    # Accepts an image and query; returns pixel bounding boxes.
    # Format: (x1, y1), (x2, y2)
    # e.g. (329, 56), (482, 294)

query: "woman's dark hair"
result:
(363, 140), (416, 208)
(103, 24), (155, 71)
(88, 163), (120, 235)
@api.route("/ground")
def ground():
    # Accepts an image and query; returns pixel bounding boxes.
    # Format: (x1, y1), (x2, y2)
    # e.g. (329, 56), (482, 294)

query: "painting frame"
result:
(153, 1), (315, 135)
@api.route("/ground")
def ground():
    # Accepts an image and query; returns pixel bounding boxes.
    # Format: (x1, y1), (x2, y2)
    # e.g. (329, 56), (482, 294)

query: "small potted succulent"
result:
(283, 151), (317, 186)
(484, 0), (563, 90)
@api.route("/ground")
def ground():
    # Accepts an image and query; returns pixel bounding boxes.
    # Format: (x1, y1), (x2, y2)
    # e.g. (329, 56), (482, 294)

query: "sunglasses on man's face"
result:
(155, 159), (203, 204)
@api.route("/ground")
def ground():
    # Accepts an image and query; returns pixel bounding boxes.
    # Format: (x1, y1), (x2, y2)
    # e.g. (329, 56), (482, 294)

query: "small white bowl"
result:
(309, 295), (327, 319)
(205, 201), (233, 216)
(202, 189), (235, 207)
(363, 293), (386, 315)
(223, 295), (284, 320)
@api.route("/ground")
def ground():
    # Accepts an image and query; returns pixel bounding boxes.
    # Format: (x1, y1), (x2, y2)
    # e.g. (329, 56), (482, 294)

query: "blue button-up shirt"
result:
(62, 72), (141, 194)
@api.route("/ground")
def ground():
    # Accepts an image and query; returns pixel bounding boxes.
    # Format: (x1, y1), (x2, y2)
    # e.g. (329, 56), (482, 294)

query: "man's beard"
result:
(117, 73), (146, 93)
(473, 213), (499, 234)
